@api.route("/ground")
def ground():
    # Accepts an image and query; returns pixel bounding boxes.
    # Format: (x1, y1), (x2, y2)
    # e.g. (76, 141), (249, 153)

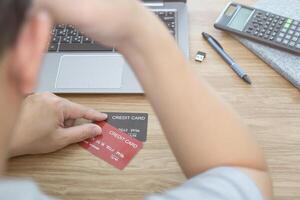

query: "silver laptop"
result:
(37, 0), (189, 94)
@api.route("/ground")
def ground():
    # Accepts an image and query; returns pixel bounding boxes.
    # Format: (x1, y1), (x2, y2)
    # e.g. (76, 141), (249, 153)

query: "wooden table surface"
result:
(6, 0), (300, 199)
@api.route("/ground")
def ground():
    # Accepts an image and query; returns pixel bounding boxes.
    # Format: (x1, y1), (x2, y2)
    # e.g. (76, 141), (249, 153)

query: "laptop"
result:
(37, 0), (189, 94)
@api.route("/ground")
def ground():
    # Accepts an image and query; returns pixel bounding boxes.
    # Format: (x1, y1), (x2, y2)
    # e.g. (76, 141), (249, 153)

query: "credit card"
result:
(80, 121), (143, 170)
(105, 112), (148, 142)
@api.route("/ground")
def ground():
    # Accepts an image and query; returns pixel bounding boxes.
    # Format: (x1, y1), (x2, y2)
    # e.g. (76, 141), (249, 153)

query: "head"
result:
(0, 0), (52, 168)
(0, 0), (52, 95)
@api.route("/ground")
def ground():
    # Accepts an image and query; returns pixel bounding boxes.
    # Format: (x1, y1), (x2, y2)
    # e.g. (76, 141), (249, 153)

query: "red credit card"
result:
(79, 121), (143, 170)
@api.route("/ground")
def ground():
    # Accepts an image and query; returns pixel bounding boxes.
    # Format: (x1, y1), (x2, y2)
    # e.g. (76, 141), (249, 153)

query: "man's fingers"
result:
(62, 100), (108, 121)
(59, 123), (102, 145)
(64, 119), (75, 128)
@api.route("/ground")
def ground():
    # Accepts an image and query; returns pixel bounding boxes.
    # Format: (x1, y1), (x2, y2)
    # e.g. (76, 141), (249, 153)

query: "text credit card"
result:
(80, 121), (143, 170)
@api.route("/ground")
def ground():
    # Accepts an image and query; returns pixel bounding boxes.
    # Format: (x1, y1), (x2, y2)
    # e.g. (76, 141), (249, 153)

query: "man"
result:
(0, 0), (273, 199)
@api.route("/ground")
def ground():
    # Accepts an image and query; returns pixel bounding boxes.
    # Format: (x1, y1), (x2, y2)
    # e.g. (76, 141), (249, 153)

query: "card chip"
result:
(195, 51), (206, 62)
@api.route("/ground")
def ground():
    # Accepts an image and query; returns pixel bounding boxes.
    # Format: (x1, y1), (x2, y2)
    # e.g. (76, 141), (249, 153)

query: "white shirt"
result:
(0, 167), (263, 200)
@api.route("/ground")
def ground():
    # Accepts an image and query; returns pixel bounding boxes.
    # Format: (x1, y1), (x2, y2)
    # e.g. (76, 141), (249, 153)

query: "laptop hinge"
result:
(144, 1), (164, 7)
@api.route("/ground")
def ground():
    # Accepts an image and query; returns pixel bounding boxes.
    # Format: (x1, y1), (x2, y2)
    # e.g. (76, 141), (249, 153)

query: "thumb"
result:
(59, 124), (102, 145)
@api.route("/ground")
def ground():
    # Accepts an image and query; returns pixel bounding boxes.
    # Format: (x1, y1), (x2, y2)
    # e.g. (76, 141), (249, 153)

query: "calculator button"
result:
(279, 32), (285, 37)
(292, 37), (298, 42)
(51, 36), (60, 43)
(295, 32), (300, 37)
(297, 27), (300, 31)
(288, 30), (295, 35)
(283, 39), (289, 44)
(272, 32), (277, 36)
(286, 19), (293, 24)
(285, 34), (292, 40)
(291, 25), (297, 30)
(281, 28), (288, 33)
(289, 41), (296, 46)
(276, 37), (283, 42)
(284, 23), (291, 29)
(258, 33), (263, 37)
(296, 44), (300, 49)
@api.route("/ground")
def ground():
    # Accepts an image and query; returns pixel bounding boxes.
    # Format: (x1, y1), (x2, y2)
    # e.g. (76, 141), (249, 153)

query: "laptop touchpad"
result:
(55, 55), (124, 89)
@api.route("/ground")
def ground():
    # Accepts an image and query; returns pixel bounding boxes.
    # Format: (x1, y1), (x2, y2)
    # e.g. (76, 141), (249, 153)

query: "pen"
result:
(202, 32), (252, 85)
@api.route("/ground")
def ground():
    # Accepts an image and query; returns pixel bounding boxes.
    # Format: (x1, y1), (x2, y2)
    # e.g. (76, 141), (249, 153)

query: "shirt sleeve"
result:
(145, 167), (264, 200)
(0, 179), (56, 200)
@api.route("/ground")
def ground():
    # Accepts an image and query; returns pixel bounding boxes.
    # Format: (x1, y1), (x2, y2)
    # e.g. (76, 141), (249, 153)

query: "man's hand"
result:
(9, 93), (107, 158)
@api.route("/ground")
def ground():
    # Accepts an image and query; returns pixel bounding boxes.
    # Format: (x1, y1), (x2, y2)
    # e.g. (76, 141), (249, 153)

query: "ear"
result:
(7, 11), (52, 95)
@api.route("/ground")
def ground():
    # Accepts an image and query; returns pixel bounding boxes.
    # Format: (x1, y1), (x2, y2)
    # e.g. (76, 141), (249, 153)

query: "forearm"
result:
(120, 15), (267, 178)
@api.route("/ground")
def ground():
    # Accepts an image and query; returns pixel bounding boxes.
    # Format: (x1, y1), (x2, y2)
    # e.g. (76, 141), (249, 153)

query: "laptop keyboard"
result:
(48, 10), (177, 52)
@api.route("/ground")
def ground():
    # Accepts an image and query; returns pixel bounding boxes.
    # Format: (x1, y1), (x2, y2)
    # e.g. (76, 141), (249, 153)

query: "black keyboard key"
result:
(51, 29), (56, 35)
(82, 37), (92, 43)
(72, 36), (82, 43)
(67, 29), (78, 36)
(56, 29), (67, 36)
(59, 43), (113, 52)
(48, 44), (58, 52)
(163, 16), (175, 22)
(61, 36), (71, 43)
(52, 36), (60, 43)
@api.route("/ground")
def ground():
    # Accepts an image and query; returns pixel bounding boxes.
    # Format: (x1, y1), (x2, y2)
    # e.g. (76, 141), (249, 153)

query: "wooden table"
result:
(6, 0), (300, 199)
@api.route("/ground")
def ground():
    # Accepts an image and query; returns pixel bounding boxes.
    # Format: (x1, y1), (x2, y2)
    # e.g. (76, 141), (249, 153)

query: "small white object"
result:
(195, 51), (206, 62)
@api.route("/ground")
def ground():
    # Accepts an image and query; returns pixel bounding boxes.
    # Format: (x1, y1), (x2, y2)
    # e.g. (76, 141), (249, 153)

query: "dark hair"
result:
(0, 0), (31, 55)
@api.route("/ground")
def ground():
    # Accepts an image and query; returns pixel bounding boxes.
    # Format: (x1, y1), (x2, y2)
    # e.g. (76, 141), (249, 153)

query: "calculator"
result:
(214, 2), (300, 55)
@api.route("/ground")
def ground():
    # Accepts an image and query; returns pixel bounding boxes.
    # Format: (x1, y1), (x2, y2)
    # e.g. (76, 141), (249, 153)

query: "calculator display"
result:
(228, 7), (253, 31)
